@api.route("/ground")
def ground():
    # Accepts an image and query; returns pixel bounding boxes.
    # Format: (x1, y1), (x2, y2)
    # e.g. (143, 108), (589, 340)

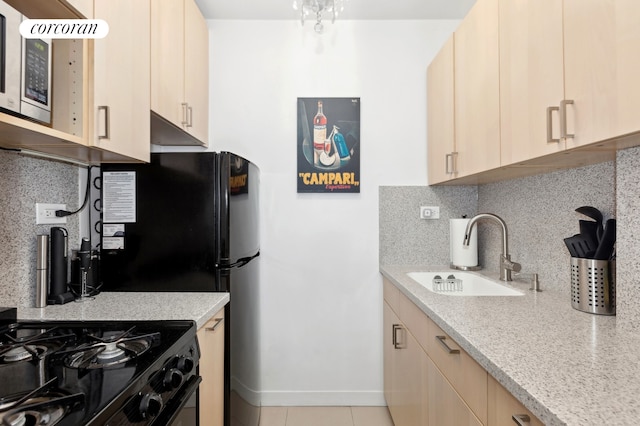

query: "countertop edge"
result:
(380, 264), (563, 426)
(17, 292), (230, 331)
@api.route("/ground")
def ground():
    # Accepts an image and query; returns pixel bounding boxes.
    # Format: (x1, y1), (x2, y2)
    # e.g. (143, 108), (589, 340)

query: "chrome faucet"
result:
(463, 213), (521, 281)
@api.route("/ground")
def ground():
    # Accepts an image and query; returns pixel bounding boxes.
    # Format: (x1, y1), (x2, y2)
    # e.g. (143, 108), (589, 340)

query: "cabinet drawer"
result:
(427, 356), (483, 426)
(488, 377), (543, 426)
(427, 319), (488, 424)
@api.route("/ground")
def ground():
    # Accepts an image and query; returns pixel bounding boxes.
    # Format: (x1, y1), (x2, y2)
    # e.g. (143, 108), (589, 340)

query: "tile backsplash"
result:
(380, 145), (640, 326)
(0, 150), (80, 307)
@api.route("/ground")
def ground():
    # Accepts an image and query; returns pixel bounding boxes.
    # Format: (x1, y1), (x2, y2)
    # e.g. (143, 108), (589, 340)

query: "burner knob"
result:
(164, 368), (184, 389)
(139, 392), (163, 419)
(177, 356), (195, 373)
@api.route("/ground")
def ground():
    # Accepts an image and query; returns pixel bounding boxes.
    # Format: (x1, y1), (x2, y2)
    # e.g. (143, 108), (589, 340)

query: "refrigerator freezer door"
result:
(100, 153), (221, 292)
(217, 152), (260, 266)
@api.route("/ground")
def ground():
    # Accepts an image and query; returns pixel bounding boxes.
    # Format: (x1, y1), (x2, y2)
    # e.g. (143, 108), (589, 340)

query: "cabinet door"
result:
(427, 356), (483, 426)
(151, 0), (185, 128)
(454, 0), (500, 177)
(197, 309), (225, 426)
(563, 0), (640, 148)
(383, 302), (424, 426)
(383, 302), (396, 412)
(427, 317), (487, 424)
(488, 377), (544, 426)
(427, 35), (455, 184)
(499, 0), (565, 164)
(92, 0), (150, 162)
(184, 0), (209, 146)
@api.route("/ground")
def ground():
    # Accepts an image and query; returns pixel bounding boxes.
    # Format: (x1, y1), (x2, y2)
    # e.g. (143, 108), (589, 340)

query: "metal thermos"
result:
(36, 234), (49, 308)
(49, 227), (68, 302)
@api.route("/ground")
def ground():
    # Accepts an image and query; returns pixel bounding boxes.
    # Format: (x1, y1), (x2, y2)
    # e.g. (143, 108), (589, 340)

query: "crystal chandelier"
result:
(292, 0), (345, 33)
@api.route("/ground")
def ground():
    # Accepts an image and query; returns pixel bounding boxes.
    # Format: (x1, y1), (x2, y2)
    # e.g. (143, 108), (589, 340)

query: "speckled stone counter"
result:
(381, 264), (639, 426)
(17, 292), (229, 330)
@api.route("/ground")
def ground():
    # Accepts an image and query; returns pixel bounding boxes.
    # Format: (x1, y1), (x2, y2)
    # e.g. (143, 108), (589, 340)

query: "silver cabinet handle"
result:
(98, 105), (110, 140)
(546, 106), (560, 143)
(559, 99), (574, 139)
(205, 317), (224, 332)
(392, 324), (405, 349)
(445, 152), (458, 175)
(436, 335), (460, 354)
(512, 414), (531, 425)
(186, 105), (193, 128)
(181, 102), (189, 126)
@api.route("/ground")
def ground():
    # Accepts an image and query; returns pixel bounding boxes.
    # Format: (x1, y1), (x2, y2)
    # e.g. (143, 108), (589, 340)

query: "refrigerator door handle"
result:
(216, 251), (260, 271)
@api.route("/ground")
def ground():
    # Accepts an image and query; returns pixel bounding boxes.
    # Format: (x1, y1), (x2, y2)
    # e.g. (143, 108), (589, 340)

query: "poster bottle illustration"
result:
(313, 101), (327, 165)
(332, 125), (350, 165)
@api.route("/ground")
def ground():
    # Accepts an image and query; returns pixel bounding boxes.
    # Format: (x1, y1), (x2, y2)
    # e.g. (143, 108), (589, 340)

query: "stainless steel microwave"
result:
(0, 1), (52, 124)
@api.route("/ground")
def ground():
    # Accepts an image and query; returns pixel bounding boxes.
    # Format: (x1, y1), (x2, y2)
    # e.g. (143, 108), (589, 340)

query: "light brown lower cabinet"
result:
(488, 377), (544, 426)
(426, 355), (483, 426)
(383, 278), (542, 426)
(384, 302), (425, 426)
(197, 307), (225, 426)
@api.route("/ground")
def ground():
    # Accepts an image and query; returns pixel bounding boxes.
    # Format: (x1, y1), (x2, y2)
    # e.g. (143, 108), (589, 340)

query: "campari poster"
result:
(297, 97), (360, 193)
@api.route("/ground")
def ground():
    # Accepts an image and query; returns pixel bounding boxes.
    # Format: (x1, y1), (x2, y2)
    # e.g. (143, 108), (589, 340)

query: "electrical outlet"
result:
(420, 206), (440, 220)
(36, 203), (67, 224)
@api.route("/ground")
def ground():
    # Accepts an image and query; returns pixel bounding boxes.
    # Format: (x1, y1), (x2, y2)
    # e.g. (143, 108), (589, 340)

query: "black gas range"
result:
(0, 309), (200, 426)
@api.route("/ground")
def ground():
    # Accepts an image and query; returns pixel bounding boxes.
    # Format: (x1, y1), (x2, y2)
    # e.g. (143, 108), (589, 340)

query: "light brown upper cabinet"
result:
(151, 0), (209, 147)
(499, 0), (565, 164)
(563, 0), (640, 149)
(427, 0), (640, 185)
(427, 36), (455, 184)
(453, 0), (500, 178)
(0, 0), (150, 163)
(90, 0), (151, 162)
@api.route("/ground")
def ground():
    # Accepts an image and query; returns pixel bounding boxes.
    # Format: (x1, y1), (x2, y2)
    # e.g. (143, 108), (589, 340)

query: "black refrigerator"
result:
(100, 152), (261, 426)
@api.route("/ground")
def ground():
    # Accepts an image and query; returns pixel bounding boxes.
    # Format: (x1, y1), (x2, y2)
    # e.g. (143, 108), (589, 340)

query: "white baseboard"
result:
(259, 390), (386, 407)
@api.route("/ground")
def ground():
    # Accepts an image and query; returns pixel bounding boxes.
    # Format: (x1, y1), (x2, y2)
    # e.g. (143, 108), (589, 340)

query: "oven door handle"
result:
(156, 375), (202, 425)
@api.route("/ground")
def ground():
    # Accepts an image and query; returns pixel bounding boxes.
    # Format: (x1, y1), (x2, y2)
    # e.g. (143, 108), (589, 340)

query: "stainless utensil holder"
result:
(570, 257), (615, 315)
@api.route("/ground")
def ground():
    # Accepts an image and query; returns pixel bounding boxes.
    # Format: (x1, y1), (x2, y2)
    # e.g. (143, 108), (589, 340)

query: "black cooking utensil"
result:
(564, 233), (597, 258)
(579, 220), (599, 248)
(575, 206), (604, 242)
(593, 219), (616, 260)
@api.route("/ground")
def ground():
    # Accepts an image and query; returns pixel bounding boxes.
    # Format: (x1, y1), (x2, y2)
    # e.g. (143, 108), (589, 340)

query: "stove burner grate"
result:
(0, 327), (74, 365)
(0, 379), (83, 426)
(61, 327), (160, 369)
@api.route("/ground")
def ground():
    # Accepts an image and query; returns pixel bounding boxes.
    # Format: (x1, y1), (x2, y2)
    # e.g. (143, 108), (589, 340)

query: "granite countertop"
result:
(381, 264), (639, 426)
(18, 292), (229, 330)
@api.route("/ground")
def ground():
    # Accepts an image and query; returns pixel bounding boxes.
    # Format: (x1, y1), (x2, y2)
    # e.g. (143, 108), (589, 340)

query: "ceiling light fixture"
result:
(292, 0), (345, 34)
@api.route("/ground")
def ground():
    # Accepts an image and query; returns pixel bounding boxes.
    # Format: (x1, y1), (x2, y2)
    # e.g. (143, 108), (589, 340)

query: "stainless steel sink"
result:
(407, 271), (524, 296)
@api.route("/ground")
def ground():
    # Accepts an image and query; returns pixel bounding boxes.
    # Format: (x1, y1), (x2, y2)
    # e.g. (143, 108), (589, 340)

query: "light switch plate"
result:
(420, 206), (440, 220)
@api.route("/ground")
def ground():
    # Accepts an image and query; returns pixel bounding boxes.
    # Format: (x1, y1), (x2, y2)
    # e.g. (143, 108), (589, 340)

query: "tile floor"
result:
(258, 406), (394, 426)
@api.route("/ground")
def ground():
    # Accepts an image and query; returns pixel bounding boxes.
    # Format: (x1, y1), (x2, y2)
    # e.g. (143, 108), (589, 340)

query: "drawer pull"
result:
(97, 105), (110, 140)
(392, 324), (405, 349)
(186, 105), (193, 128)
(445, 152), (458, 174)
(559, 99), (574, 139)
(512, 414), (531, 425)
(205, 317), (224, 332)
(435, 335), (460, 354)
(181, 102), (189, 126)
(546, 106), (560, 143)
